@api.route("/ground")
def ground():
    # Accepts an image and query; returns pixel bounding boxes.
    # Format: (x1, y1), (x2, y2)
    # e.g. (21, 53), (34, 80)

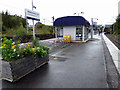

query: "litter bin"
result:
(64, 35), (71, 42)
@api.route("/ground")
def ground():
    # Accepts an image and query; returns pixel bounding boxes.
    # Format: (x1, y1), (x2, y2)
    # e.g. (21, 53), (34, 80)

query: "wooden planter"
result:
(2, 54), (49, 82)
(34, 54), (49, 69)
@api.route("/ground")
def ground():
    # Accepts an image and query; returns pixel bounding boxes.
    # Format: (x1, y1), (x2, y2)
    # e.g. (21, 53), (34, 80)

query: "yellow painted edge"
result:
(84, 38), (89, 42)
(71, 39), (89, 43)
(52, 38), (89, 43)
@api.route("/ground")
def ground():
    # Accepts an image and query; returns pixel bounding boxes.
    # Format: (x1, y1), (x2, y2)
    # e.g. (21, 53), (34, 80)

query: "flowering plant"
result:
(0, 38), (49, 61)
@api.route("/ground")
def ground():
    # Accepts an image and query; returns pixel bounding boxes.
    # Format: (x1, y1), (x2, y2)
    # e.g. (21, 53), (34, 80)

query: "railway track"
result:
(105, 34), (120, 50)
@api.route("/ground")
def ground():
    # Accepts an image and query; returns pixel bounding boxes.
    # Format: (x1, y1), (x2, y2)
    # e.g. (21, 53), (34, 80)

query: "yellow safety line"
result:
(71, 39), (89, 43)
(0, 78), (2, 80)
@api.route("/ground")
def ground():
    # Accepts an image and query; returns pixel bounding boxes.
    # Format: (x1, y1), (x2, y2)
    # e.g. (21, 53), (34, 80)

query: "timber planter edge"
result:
(2, 54), (49, 82)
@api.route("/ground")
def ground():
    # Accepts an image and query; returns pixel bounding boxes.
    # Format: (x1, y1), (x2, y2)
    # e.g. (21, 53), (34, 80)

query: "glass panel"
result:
(76, 26), (82, 40)
(57, 27), (63, 37)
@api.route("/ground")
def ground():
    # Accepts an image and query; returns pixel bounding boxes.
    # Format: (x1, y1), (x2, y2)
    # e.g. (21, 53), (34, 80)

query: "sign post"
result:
(32, 0), (35, 40)
(25, 9), (40, 40)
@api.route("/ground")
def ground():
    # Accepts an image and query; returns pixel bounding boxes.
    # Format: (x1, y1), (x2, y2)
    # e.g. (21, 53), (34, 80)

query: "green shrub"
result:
(14, 28), (29, 42)
(5, 28), (16, 36)
(0, 37), (49, 61)
(2, 26), (7, 32)
(1, 37), (21, 61)
(32, 38), (40, 47)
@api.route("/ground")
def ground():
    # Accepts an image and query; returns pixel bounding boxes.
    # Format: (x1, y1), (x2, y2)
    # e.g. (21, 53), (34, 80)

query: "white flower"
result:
(21, 44), (24, 46)
(14, 49), (16, 52)
(37, 47), (40, 49)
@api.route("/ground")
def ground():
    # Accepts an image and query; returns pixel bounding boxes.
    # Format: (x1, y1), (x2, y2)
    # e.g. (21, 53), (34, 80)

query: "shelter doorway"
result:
(76, 26), (83, 40)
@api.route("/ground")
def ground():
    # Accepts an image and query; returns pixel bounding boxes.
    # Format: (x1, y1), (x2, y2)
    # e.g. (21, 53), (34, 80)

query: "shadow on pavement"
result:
(2, 63), (50, 88)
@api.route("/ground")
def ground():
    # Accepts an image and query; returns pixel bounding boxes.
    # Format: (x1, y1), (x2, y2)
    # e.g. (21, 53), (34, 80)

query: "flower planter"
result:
(2, 54), (49, 82)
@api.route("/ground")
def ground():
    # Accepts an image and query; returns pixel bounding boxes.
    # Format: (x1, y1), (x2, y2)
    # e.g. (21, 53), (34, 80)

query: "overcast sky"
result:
(0, 0), (120, 25)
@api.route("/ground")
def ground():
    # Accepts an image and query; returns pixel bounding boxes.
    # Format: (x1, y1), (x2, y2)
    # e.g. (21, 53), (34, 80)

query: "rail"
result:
(105, 34), (120, 50)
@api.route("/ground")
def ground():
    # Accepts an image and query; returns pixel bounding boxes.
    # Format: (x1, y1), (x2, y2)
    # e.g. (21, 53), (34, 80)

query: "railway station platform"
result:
(0, 33), (119, 89)
(102, 33), (120, 74)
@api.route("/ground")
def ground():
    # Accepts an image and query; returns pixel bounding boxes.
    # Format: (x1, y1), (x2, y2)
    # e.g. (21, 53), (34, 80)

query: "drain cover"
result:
(53, 57), (58, 60)
(50, 56), (67, 62)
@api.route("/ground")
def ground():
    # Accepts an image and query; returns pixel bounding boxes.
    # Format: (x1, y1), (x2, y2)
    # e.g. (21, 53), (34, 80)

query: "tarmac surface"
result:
(103, 38), (120, 88)
(0, 35), (110, 88)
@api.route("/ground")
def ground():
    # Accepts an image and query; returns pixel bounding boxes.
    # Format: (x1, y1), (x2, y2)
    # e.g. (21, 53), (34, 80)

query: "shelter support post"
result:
(82, 25), (85, 41)
(55, 27), (57, 38)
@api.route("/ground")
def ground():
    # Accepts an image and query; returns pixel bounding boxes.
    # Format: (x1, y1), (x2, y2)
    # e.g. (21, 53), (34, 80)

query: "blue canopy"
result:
(54, 16), (90, 26)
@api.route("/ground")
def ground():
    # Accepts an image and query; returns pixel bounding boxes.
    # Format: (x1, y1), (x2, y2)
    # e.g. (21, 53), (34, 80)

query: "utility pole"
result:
(32, 0), (35, 40)
(52, 16), (55, 37)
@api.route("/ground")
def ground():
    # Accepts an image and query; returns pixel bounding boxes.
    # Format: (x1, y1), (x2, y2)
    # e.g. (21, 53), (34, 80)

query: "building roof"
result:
(54, 16), (90, 27)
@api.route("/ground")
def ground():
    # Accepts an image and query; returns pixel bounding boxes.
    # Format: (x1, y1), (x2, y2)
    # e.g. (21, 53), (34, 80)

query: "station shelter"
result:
(54, 16), (90, 42)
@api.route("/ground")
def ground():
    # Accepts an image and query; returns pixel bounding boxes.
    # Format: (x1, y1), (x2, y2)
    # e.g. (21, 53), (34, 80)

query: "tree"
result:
(1, 11), (26, 32)
(113, 15), (120, 35)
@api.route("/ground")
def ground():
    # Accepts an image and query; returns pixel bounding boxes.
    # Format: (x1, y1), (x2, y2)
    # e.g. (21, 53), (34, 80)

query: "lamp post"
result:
(74, 12), (84, 16)
(91, 18), (98, 39)
(91, 18), (93, 39)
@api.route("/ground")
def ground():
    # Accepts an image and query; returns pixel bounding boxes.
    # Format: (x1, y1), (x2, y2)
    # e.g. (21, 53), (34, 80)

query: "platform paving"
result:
(0, 34), (110, 88)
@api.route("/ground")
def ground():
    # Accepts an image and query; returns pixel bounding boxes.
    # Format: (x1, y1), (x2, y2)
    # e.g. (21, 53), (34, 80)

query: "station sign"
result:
(93, 22), (97, 25)
(25, 9), (40, 21)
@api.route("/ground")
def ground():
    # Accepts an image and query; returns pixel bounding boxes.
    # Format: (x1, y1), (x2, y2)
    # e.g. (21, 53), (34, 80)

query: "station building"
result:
(54, 16), (90, 42)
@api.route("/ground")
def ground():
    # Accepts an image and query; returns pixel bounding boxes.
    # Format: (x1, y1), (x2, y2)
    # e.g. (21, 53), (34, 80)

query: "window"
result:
(76, 26), (82, 37)
(57, 27), (63, 37)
